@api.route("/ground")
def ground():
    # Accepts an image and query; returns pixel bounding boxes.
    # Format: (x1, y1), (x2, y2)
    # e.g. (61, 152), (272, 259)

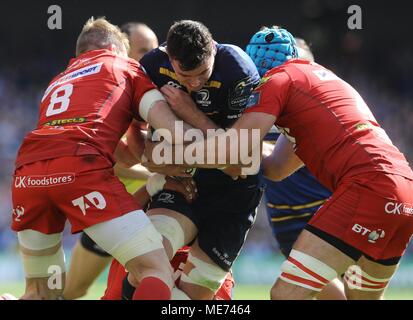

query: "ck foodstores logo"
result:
(72, 191), (106, 215)
(15, 176), (27, 188)
(14, 173), (74, 188)
(352, 223), (385, 244)
(385, 202), (413, 217)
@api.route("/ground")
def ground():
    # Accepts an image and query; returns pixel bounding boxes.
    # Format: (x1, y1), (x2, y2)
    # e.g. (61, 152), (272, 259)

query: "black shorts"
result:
(148, 171), (263, 271)
(269, 215), (313, 258)
(80, 232), (111, 257)
(274, 227), (310, 258)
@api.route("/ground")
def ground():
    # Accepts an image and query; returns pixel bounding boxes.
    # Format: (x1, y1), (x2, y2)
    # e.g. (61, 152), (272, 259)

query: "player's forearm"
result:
(114, 140), (141, 167)
(150, 129), (259, 168)
(114, 164), (151, 180)
(178, 107), (219, 134)
(184, 113), (271, 167)
(159, 84), (219, 134)
(125, 121), (147, 162)
(133, 185), (151, 208)
(146, 113), (273, 170)
(261, 135), (304, 181)
(147, 101), (193, 144)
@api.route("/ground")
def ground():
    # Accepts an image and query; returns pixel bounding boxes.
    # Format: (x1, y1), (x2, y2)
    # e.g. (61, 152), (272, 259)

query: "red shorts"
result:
(309, 173), (413, 261)
(11, 155), (141, 234)
(102, 247), (234, 300)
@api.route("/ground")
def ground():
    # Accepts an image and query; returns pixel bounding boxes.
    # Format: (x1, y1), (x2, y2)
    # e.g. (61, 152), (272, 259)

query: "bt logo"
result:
(352, 224), (385, 244)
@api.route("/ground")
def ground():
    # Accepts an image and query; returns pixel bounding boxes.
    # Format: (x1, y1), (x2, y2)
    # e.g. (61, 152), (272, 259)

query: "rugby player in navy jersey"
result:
(106, 20), (262, 300)
(61, 21), (235, 301)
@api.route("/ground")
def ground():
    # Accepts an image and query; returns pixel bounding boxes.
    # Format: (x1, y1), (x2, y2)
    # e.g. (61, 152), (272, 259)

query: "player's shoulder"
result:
(274, 59), (333, 77)
(260, 59), (318, 85)
(139, 45), (169, 69)
(215, 43), (257, 71)
(64, 49), (136, 76)
(275, 59), (342, 88)
(47, 49), (118, 87)
(215, 44), (259, 83)
(216, 43), (249, 61)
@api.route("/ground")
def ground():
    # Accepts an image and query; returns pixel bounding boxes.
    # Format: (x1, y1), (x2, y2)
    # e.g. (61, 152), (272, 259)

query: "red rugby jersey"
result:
(15, 49), (156, 168)
(246, 59), (413, 190)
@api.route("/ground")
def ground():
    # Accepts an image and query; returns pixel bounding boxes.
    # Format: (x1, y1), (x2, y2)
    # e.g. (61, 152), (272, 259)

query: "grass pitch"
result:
(1, 282), (412, 300)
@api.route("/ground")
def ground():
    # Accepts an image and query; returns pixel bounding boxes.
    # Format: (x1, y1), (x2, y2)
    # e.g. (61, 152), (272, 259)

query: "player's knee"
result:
(270, 283), (281, 300)
(18, 230), (65, 279)
(84, 210), (164, 266)
(64, 286), (88, 300)
(126, 272), (140, 288)
(149, 214), (185, 257)
(316, 278), (346, 300)
(279, 249), (338, 293)
(180, 253), (227, 295)
(126, 254), (174, 290)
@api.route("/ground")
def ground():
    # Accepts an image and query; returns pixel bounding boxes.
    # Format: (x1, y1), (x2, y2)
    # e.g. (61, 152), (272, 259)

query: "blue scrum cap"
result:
(246, 27), (298, 76)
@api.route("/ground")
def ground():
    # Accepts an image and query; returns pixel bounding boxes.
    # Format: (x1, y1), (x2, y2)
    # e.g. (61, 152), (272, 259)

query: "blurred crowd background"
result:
(0, 0), (412, 287)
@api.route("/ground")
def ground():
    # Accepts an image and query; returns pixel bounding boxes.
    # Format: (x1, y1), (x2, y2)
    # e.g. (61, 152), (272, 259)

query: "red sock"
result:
(132, 277), (171, 300)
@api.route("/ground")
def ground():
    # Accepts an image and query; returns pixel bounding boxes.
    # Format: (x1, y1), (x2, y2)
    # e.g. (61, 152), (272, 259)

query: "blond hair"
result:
(76, 17), (130, 56)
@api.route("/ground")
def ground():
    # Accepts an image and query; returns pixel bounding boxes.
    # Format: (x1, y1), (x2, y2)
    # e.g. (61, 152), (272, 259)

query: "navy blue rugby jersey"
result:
(261, 129), (332, 233)
(140, 43), (260, 187)
(262, 167), (332, 233)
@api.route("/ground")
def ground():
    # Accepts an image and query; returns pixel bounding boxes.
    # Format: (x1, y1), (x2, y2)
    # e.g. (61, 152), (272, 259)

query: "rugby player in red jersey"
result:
(9, 17), (196, 300)
(260, 34), (345, 300)
(145, 26), (413, 300)
(62, 21), (159, 301)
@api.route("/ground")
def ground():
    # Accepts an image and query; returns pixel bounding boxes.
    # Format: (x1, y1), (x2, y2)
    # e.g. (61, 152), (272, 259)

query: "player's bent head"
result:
(294, 37), (314, 62)
(166, 20), (216, 91)
(246, 25), (298, 76)
(76, 17), (130, 57)
(121, 22), (159, 61)
(166, 20), (215, 71)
